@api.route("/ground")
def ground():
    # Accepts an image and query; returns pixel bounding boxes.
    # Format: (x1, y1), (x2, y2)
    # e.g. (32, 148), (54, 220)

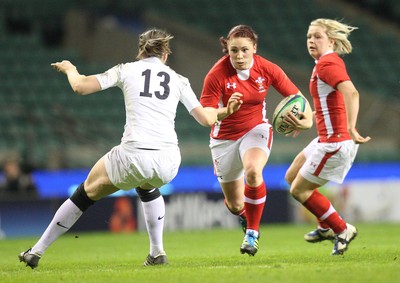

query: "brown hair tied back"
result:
(137, 29), (174, 60)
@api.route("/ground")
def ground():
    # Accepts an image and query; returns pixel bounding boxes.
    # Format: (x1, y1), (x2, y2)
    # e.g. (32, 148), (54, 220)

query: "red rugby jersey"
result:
(200, 54), (298, 140)
(310, 52), (352, 142)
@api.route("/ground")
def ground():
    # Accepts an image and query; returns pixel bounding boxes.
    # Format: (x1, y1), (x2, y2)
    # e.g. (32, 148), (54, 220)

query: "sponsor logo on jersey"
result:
(226, 82), (237, 89)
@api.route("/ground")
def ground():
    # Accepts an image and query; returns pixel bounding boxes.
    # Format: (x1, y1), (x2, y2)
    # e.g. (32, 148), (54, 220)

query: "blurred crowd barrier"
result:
(0, 162), (399, 238)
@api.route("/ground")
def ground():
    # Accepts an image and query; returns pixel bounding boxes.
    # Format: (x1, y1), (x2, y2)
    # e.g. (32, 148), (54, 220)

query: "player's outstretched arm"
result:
(51, 60), (101, 95)
(191, 92), (243, 127)
(226, 92), (243, 116)
(213, 92), (243, 122)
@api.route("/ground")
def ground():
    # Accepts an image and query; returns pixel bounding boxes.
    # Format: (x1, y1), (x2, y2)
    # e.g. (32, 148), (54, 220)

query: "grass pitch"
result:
(1, 223), (399, 283)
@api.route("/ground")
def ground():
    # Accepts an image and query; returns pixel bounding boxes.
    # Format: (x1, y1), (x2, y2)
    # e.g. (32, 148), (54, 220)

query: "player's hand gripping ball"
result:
(272, 94), (306, 135)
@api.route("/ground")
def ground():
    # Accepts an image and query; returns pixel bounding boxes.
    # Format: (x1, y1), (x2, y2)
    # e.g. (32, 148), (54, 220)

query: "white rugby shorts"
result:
(104, 144), (181, 190)
(300, 137), (359, 185)
(210, 123), (273, 183)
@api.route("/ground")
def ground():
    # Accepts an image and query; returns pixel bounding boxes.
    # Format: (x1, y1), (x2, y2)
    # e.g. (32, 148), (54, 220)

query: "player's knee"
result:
(244, 169), (262, 185)
(135, 187), (161, 202)
(289, 185), (297, 196)
(285, 170), (295, 185)
(289, 184), (304, 202)
(70, 183), (95, 212)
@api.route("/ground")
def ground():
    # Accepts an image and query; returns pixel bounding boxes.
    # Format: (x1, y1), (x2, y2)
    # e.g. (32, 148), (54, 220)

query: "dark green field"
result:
(1, 223), (399, 283)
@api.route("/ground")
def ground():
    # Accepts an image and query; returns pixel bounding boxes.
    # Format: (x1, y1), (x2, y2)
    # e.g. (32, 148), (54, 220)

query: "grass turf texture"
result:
(1, 223), (399, 283)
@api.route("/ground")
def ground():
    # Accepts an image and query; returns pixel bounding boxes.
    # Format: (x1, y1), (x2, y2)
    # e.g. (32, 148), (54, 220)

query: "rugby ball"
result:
(272, 94), (306, 135)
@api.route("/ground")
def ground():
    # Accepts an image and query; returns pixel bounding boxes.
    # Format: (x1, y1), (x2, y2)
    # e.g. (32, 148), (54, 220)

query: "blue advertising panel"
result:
(31, 162), (400, 199)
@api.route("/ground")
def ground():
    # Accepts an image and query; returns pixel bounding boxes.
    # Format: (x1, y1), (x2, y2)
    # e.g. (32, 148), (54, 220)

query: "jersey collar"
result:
(230, 57), (254, 80)
(143, 57), (163, 64)
(315, 50), (334, 64)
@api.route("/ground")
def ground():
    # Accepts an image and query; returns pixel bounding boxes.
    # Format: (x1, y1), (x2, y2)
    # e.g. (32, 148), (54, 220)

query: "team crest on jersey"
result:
(226, 82), (237, 89)
(255, 77), (266, 92)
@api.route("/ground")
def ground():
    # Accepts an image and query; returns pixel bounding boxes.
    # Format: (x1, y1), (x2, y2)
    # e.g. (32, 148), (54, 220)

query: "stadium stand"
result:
(0, 0), (399, 169)
(347, 0), (400, 24)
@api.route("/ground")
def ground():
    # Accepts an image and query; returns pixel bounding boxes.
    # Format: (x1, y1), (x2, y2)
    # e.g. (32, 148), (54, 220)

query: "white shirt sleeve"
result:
(95, 64), (123, 90)
(177, 74), (201, 113)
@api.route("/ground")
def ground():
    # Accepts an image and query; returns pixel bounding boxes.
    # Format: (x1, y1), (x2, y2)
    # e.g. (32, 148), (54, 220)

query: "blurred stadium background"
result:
(1, 0), (399, 168)
(0, 0), (399, 237)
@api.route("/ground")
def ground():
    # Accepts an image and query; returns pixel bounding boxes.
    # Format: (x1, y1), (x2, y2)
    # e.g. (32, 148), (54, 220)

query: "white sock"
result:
(140, 195), (165, 257)
(246, 229), (259, 238)
(31, 199), (83, 256)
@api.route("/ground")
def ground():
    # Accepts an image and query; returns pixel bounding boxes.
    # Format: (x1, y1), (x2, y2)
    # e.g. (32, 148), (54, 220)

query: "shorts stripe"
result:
(267, 126), (273, 150)
(244, 195), (267, 205)
(313, 146), (341, 177)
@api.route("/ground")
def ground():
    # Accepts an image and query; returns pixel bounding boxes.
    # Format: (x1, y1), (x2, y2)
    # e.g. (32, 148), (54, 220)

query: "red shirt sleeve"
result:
(268, 63), (299, 96)
(317, 55), (350, 89)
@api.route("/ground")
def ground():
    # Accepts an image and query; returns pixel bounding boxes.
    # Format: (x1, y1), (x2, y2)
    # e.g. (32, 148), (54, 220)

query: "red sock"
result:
(303, 190), (346, 233)
(317, 219), (330, 229)
(244, 182), (266, 232)
(224, 199), (246, 218)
